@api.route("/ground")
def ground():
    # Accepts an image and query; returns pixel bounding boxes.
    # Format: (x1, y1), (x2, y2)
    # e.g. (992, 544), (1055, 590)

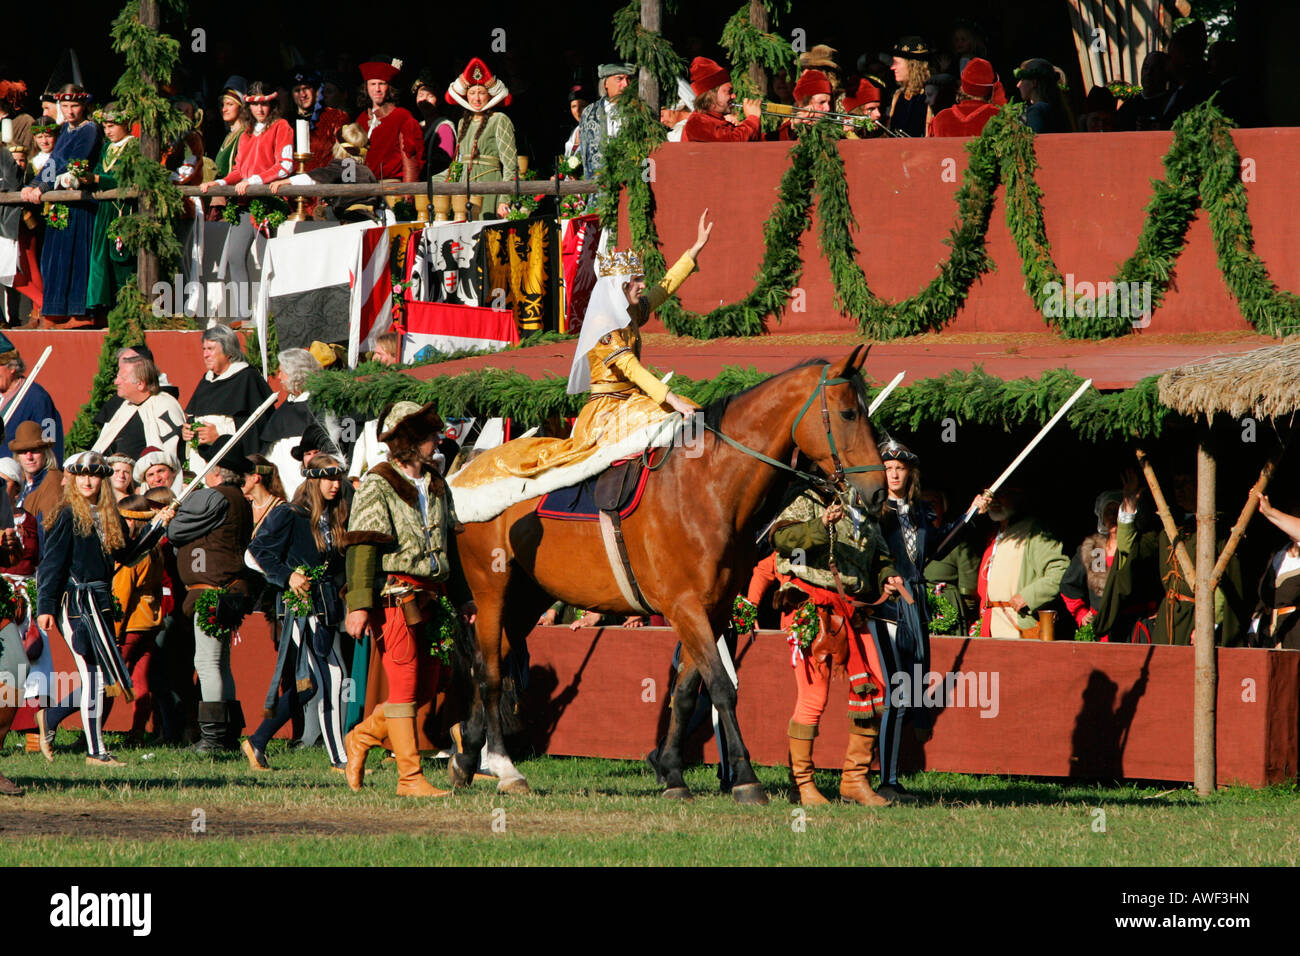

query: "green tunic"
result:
(86, 136), (138, 312)
(449, 111), (517, 217)
(771, 493), (896, 600)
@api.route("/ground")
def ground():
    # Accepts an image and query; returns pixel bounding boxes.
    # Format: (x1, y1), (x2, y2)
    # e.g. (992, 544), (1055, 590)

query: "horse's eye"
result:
(839, 409), (857, 421)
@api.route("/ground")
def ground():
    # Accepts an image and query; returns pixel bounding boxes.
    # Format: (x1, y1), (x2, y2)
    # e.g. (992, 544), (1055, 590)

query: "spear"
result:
(1, 346), (53, 426)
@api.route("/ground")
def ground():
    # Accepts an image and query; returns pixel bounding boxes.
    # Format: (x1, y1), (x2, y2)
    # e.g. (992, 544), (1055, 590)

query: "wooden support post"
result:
(1209, 456), (1277, 592)
(1134, 448), (1197, 584)
(135, 0), (161, 300)
(1194, 440), (1217, 796)
(639, 0), (662, 112)
(748, 0), (771, 97)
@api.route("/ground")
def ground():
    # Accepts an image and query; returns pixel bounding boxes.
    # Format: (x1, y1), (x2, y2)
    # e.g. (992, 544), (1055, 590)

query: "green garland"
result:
(927, 584), (961, 636)
(720, 2), (796, 104)
(787, 600), (818, 654)
(732, 594), (758, 634)
(282, 564), (326, 618)
(1074, 620), (1097, 642)
(427, 595), (460, 664)
(306, 363), (1171, 441)
(194, 587), (233, 641)
(597, 95), (1295, 340)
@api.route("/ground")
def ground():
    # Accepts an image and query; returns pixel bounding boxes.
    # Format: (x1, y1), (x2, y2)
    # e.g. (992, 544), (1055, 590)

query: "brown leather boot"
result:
(840, 720), (891, 807)
(344, 705), (388, 792)
(0, 702), (22, 796)
(386, 703), (449, 798)
(788, 721), (829, 806)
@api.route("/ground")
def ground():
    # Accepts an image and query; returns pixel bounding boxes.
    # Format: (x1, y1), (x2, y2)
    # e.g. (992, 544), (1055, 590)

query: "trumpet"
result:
(757, 101), (912, 138)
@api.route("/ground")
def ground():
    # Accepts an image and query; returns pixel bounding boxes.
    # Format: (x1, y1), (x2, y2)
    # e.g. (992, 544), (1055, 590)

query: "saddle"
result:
(535, 450), (666, 615)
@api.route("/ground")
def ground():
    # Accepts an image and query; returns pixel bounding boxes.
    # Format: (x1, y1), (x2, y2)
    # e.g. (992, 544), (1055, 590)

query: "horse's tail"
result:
(449, 612), (527, 738)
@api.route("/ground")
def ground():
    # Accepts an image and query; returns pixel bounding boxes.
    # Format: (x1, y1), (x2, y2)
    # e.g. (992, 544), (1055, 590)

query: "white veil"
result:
(567, 275), (634, 394)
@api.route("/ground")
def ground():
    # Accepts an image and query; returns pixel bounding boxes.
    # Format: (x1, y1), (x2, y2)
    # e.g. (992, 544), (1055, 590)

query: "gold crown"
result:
(597, 250), (644, 277)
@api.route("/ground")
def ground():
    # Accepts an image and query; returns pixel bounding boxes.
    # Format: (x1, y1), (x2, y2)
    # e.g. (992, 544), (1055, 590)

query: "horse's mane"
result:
(702, 357), (832, 433)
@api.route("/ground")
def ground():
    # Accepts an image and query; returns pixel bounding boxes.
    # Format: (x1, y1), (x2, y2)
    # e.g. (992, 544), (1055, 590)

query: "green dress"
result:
(86, 136), (138, 311)
(449, 111), (517, 218)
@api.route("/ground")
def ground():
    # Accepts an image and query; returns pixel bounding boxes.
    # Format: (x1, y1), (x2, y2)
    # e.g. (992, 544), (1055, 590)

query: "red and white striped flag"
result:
(348, 224), (394, 366)
(401, 300), (520, 361)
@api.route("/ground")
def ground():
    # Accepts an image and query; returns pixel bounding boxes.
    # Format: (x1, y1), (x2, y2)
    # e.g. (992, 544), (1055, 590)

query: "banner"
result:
(407, 221), (489, 307)
(401, 301), (520, 361)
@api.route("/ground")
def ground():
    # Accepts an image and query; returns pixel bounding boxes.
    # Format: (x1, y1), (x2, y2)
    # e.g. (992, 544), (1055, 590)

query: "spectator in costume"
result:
(928, 58), (1001, 137)
(888, 37), (934, 137)
(842, 78), (886, 138)
(97, 352), (187, 468)
(1161, 20), (1215, 129)
(774, 70), (833, 140)
(356, 58), (424, 183)
(578, 62), (633, 185)
(268, 124), (382, 224)
(1115, 52), (1172, 132)
(0, 337), (64, 460)
(182, 324), (274, 473)
(205, 76), (247, 220)
(445, 57), (516, 220)
(112, 493), (167, 744)
(288, 68), (348, 173)
(161, 96), (205, 188)
(18, 84), (100, 325)
(86, 102), (138, 312)
(134, 446), (180, 492)
(1059, 487), (1138, 641)
(0, 76), (36, 157)
(681, 57), (761, 142)
(411, 71), (455, 177)
(1015, 58), (1073, 133)
(261, 346), (342, 500)
(1252, 494), (1300, 648)
(976, 487), (1068, 638)
(106, 454), (135, 500)
(562, 84), (591, 160)
(0, 453), (45, 776)
(198, 80), (293, 197)
(13, 421), (62, 528)
(243, 453), (349, 771)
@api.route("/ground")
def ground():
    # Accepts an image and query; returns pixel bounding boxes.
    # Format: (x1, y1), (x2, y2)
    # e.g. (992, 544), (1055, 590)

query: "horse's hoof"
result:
(448, 757), (475, 789)
(732, 783), (769, 806)
(662, 786), (693, 801)
(498, 775), (531, 795)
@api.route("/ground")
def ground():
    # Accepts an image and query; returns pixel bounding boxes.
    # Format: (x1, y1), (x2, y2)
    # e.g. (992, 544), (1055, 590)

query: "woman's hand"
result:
(569, 610), (602, 630)
(235, 180), (250, 196)
(537, 607), (559, 627)
(199, 180), (215, 194)
(1258, 492), (1276, 520)
(496, 202), (510, 218)
(624, 615), (645, 628)
(688, 208), (713, 259)
(664, 392), (695, 417)
(156, 506), (176, 527)
(288, 571), (311, 598)
(268, 179), (285, 195)
(37, 614), (56, 635)
(20, 186), (41, 204)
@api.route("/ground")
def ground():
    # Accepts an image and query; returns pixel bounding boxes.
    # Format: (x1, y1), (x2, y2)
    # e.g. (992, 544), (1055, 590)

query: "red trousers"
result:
(377, 606), (442, 705)
(120, 630), (157, 736)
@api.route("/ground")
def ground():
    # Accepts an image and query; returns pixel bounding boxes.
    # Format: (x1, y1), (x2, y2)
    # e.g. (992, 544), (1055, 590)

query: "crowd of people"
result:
(1, 17), (1263, 327)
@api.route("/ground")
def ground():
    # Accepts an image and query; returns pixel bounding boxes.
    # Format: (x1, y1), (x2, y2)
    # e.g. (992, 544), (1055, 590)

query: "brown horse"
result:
(452, 347), (888, 802)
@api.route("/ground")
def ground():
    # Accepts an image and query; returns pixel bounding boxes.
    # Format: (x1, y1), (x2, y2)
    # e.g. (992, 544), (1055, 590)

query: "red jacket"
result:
(358, 106), (424, 181)
(219, 119), (294, 185)
(682, 111), (761, 142)
(306, 107), (349, 172)
(928, 101), (999, 138)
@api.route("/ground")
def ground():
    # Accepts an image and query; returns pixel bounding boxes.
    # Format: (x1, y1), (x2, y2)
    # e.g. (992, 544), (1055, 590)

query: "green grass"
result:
(2, 731), (1298, 866)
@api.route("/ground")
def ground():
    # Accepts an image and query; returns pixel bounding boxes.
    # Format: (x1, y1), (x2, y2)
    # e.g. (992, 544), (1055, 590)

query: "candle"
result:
(0, 119), (12, 146)
(295, 120), (310, 154)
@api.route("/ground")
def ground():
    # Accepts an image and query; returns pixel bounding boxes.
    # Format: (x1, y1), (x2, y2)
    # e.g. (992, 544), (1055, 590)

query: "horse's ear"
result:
(835, 345), (870, 378)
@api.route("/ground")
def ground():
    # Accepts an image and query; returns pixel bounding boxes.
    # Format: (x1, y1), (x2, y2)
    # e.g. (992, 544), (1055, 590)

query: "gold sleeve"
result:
(644, 251), (697, 312)
(601, 328), (670, 405)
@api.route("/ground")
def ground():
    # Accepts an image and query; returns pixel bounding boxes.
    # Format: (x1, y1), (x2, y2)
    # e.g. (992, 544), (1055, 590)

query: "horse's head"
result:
(790, 346), (888, 513)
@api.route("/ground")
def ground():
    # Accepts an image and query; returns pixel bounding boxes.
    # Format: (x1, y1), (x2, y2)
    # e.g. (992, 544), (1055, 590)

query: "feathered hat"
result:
(377, 401), (444, 455)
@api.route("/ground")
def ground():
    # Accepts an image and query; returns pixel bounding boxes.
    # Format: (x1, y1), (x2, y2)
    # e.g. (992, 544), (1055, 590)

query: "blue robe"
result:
(0, 382), (64, 460)
(35, 121), (100, 317)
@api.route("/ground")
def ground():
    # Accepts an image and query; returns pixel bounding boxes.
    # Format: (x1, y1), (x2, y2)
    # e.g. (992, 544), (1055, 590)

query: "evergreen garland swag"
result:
(307, 362), (1170, 442)
(597, 98), (1295, 340)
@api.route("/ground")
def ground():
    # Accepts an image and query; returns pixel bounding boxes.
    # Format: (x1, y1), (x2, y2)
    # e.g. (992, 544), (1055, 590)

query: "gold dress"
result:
(449, 252), (696, 507)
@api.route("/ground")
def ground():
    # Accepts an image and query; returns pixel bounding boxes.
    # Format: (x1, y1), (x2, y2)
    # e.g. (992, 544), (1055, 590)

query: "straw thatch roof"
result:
(1158, 340), (1300, 419)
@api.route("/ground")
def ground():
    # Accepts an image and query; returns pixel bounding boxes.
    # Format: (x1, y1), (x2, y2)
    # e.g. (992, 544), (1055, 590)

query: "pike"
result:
(868, 371), (905, 416)
(1, 345), (52, 426)
(935, 378), (1094, 554)
(165, 391), (279, 516)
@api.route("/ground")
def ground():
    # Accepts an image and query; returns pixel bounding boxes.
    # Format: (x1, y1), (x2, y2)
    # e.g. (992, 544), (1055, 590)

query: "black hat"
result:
(891, 36), (932, 59)
(288, 67), (321, 89)
(880, 439), (918, 465)
(292, 423), (335, 462)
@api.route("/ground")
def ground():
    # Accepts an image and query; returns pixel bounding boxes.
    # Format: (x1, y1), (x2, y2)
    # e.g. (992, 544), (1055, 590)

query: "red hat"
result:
(842, 77), (883, 113)
(960, 58), (998, 99)
(359, 59), (402, 85)
(689, 57), (730, 97)
(448, 57), (511, 112)
(792, 69), (832, 104)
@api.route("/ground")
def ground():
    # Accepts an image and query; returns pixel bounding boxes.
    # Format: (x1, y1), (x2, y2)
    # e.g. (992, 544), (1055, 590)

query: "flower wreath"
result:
(194, 587), (233, 641)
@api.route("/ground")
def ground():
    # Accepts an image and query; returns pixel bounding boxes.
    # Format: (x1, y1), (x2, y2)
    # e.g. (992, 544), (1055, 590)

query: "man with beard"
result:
(976, 487), (1068, 639)
(681, 57), (761, 142)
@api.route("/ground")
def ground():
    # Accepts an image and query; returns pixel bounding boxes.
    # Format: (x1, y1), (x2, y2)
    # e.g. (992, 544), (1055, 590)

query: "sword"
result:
(868, 371), (904, 416)
(2, 346), (53, 427)
(935, 378), (1094, 555)
(170, 391), (279, 513)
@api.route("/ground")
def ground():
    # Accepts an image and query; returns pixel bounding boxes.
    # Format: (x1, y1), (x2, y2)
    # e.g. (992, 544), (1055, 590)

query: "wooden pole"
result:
(639, 0), (662, 113)
(1209, 456), (1277, 591)
(1134, 448), (1197, 584)
(135, 0), (160, 300)
(748, 0), (770, 97)
(1194, 439), (1217, 796)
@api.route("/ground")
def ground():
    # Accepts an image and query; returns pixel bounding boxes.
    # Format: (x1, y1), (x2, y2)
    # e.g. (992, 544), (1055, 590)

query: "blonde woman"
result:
(888, 36), (933, 137)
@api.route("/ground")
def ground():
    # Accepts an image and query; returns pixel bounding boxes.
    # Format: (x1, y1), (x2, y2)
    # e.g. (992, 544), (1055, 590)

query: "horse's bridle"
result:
(701, 363), (884, 495)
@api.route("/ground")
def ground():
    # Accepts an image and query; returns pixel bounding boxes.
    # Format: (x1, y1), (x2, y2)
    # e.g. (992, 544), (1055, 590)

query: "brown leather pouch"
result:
(399, 591), (433, 627)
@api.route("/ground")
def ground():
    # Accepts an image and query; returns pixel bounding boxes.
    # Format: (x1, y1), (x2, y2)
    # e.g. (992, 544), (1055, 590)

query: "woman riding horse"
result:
(448, 211), (712, 522)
